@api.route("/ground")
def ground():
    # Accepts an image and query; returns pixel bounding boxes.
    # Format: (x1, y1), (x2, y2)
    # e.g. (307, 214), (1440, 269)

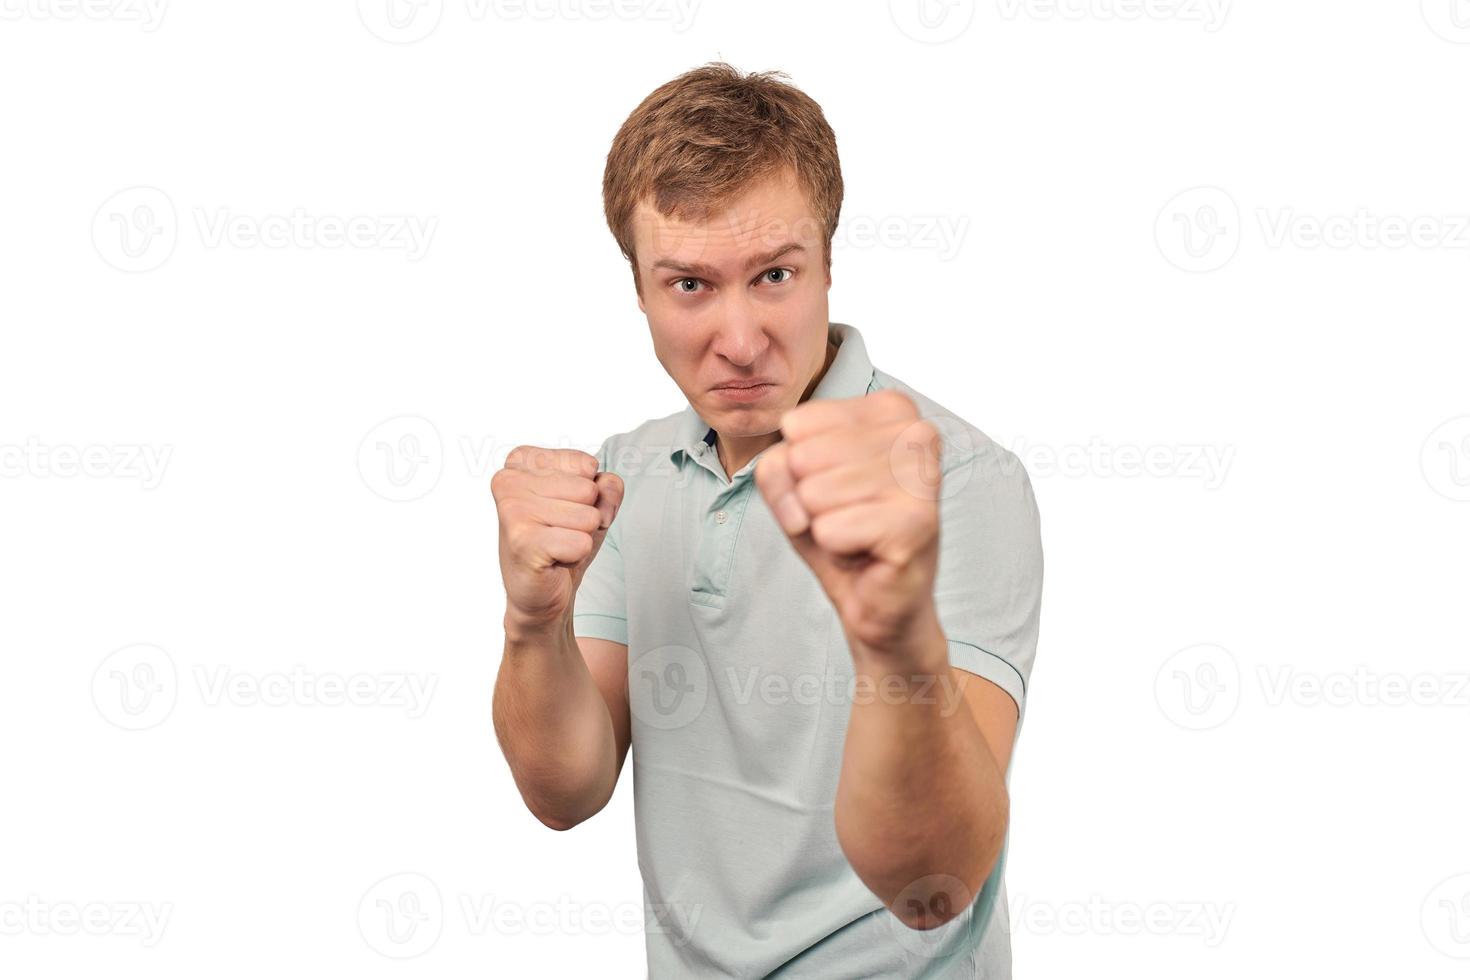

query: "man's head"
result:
(603, 63), (843, 447)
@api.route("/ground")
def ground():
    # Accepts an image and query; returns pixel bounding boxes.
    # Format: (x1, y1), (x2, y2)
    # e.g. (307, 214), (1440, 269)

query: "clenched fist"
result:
(754, 389), (943, 658)
(491, 446), (624, 637)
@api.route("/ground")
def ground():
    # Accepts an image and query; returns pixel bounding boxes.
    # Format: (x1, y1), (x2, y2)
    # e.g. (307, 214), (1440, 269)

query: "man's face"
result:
(632, 167), (833, 440)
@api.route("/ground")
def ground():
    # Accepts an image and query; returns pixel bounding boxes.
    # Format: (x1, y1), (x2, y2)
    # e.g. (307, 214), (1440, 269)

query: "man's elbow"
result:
(882, 818), (1008, 931)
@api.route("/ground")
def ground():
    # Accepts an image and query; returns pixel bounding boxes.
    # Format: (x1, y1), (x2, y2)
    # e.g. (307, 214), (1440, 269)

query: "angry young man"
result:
(492, 62), (1043, 979)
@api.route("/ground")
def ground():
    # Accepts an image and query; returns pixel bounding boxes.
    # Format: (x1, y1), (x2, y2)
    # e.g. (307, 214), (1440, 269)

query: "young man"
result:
(492, 63), (1043, 978)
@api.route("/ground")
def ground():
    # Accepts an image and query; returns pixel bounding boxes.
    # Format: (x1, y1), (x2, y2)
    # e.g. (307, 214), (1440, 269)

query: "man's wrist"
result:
(503, 606), (573, 648)
(847, 602), (949, 675)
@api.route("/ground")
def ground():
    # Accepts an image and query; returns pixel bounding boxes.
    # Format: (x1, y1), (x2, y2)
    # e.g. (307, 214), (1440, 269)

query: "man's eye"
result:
(674, 278), (702, 294)
(761, 268), (793, 285)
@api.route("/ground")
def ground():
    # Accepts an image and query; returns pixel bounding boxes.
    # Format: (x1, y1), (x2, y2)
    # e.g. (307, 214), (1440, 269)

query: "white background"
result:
(2, 1), (1468, 977)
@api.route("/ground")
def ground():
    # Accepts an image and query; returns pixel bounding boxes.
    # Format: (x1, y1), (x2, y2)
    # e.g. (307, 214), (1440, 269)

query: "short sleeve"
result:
(571, 436), (628, 646)
(933, 442), (1044, 734)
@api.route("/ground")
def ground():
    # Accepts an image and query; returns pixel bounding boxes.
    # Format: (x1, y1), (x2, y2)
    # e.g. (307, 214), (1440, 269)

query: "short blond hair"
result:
(602, 62), (844, 292)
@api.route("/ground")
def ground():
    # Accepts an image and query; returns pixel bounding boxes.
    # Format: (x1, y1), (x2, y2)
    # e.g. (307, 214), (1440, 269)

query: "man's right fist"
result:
(491, 445), (624, 636)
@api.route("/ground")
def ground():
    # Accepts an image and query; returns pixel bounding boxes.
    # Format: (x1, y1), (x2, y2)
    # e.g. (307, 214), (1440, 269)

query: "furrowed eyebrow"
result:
(651, 242), (807, 280)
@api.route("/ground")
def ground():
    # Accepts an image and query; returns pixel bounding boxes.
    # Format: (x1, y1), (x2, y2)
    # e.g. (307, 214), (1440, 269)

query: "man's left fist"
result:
(754, 389), (944, 655)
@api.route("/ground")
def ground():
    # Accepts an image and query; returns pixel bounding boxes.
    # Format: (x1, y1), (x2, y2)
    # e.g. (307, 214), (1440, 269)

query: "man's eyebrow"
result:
(650, 242), (807, 279)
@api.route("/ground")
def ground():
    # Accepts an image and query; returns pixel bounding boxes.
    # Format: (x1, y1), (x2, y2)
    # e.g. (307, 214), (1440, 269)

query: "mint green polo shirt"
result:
(573, 322), (1043, 978)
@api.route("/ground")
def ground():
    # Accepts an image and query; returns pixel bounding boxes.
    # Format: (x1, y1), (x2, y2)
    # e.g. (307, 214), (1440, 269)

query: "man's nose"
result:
(711, 295), (769, 367)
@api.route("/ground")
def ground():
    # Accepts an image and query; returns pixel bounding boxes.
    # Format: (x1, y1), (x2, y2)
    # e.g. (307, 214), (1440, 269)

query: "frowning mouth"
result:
(710, 381), (776, 403)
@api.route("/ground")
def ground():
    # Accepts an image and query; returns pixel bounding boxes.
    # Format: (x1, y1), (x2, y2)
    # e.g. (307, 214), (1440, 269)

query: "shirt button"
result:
(715, 510), (728, 524)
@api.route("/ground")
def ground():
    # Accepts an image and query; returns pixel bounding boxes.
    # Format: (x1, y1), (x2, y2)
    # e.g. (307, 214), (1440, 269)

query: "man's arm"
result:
(489, 443), (630, 832)
(492, 621), (631, 831)
(832, 614), (1014, 930)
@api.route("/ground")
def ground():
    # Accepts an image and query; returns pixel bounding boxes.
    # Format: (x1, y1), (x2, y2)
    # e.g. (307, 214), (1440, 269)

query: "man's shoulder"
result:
(868, 367), (1032, 491)
(590, 406), (691, 476)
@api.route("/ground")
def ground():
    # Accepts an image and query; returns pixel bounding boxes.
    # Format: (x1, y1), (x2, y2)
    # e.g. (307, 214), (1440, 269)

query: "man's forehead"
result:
(632, 187), (822, 266)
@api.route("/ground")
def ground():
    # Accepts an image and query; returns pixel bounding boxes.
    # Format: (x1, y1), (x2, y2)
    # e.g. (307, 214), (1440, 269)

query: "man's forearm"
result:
(492, 614), (618, 830)
(832, 608), (1009, 929)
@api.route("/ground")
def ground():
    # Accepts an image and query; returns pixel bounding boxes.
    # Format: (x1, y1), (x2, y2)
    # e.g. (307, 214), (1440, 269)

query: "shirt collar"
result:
(669, 322), (875, 463)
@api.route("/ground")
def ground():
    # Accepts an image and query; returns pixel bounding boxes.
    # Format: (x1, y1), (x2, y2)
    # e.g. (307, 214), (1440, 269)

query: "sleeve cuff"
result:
(946, 639), (1027, 730)
(572, 613), (628, 646)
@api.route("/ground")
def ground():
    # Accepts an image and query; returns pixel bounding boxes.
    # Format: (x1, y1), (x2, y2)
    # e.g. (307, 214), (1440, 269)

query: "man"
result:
(491, 63), (1043, 978)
